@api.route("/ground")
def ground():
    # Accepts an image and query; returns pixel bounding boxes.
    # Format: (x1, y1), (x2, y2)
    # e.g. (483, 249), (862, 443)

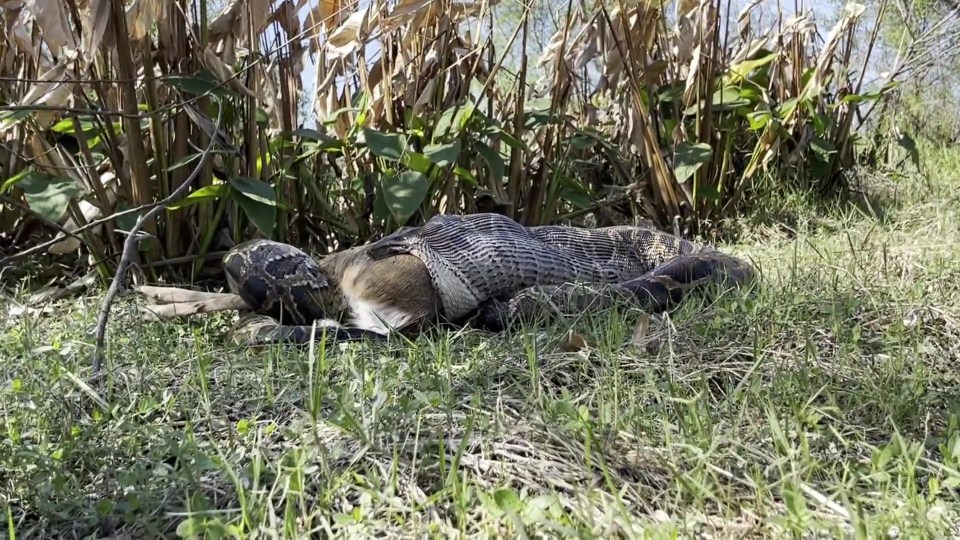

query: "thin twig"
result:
(90, 98), (224, 377)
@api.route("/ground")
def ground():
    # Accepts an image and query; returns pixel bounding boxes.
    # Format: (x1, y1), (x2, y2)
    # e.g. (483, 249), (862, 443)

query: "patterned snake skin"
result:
(222, 212), (756, 344)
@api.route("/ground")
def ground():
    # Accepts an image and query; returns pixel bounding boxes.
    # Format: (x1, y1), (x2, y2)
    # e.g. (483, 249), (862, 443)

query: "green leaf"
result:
(285, 129), (345, 151)
(475, 142), (505, 182)
(50, 118), (97, 135)
(746, 111), (772, 130)
(694, 182), (722, 202)
(163, 70), (238, 98)
(727, 52), (777, 83)
(0, 167), (35, 193)
(567, 134), (597, 150)
(672, 142), (713, 183)
(405, 152), (433, 174)
(710, 86), (752, 110)
(810, 137), (836, 161)
(229, 176), (277, 207)
(167, 183), (229, 210)
(493, 487), (522, 513)
(229, 176), (276, 237)
(19, 171), (81, 221)
(165, 153), (202, 173)
(424, 141), (461, 167)
(363, 127), (407, 161)
(490, 125), (530, 152)
(777, 97), (799, 119)
(381, 170), (429, 224)
(896, 132), (920, 169)
(523, 109), (562, 130)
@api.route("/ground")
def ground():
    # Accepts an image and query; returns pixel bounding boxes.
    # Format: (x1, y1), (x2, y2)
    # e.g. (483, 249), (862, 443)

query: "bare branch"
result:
(90, 98), (224, 378)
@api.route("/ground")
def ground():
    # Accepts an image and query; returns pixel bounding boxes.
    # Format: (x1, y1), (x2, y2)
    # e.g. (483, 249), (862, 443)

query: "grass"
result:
(3, 143), (960, 538)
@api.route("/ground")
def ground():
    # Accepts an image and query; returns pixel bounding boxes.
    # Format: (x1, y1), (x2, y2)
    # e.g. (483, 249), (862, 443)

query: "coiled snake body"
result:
(222, 212), (756, 345)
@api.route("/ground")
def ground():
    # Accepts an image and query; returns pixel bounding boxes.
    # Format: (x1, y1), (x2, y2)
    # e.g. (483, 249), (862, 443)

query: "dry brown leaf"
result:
(79, 0), (110, 60)
(0, 60), (75, 132)
(23, 0), (77, 58)
(208, 0), (273, 45)
(561, 330), (596, 353)
(202, 46), (265, 100)
(326, 6), (376, 60)
(125, 0), (164, 42)
(630, 313), (651, 347)
(383, 0), (432, 29)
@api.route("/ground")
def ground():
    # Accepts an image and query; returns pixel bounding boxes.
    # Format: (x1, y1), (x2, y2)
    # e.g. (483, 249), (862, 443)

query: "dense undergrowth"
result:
(3, 0), (960, 537)
(1, 138), (959, 538)
(0, 0), (912, 284)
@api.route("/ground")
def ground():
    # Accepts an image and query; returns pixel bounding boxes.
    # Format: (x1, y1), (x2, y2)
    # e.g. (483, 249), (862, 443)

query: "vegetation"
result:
(3, 140), (960, 537)
(0, 0), (915, 277)
(2, 0), (960, 537)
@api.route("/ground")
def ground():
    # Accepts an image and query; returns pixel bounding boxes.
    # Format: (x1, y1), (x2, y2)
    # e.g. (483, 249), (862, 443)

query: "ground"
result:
(3, 144), (960, 538)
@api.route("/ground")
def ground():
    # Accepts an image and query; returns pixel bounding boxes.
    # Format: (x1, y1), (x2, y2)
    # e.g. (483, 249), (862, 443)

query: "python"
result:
(217, 212), (757, 345)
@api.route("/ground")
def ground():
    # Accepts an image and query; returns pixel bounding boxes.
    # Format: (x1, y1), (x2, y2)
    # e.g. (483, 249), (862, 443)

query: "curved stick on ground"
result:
(91, 98), (224, 376)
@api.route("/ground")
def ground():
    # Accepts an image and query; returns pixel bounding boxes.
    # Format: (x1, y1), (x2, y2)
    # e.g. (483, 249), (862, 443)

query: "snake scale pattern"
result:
(222, 212), (756, 345)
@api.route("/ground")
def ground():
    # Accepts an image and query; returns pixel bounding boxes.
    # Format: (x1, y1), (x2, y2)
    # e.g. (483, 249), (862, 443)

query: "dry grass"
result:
(2, 141), (959, 538)
(3, 0), (945, 278)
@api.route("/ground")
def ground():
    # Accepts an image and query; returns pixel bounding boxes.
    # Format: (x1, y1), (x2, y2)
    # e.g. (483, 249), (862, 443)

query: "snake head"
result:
(224, 239), (335, 325)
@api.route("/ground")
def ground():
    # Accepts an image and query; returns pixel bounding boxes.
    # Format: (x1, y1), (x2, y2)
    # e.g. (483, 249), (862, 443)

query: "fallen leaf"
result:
(630, 313), (651, 347)
(561, 330), (595, 353)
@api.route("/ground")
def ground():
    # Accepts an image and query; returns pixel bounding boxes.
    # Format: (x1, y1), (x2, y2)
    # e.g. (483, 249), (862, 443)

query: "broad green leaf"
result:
(567, 134), (597, 150)
(255, 107), (269, 125)
(0, 108), (33, 130)
(673, 142), (713, 183)
(362, 127), (407, 161)
(810, 137), (836, 160)
(229, 176), (277, 207)
(229, 176), (277, 237)
(452, 166), (477, 186)
(840, 81), (900, 104)
(727, 52), (776, 84)
(493, 488), (522, 513)
(19, 171), (80, 221)
(523, 109), (562, 130)
(0, 167), (35, 193)
(455, 104), (476, 132)
(657, 82), (685, 102)
(746, 111), (772, 130)
(285, 128), (326, 140)
(232, 191), (276, 237)
(381, 170), (429, 224)
(434, 107), (458, 136)
(50, 118), (97, 134)
(475, 142), (505, 181)
(165, 153), (202, 173)
(255, 152), (272, 176)
(683, 86), (751, 115)
(167, 183), (229, 210)
(710, 86), (752, 110)
(777, 97), (799, 120)
(284, 128), (344, 151)
(561, 187), (592, 209)
(405, 152), (433, 174)
(694, 182), (722, 202)
(488, 125), (529, 152)
(163, 70), (238, 98)
(424, 141), (461, 167)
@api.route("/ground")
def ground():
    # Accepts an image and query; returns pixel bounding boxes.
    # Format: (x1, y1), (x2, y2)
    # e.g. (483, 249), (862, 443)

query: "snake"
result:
(220, 212), (757, 345)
